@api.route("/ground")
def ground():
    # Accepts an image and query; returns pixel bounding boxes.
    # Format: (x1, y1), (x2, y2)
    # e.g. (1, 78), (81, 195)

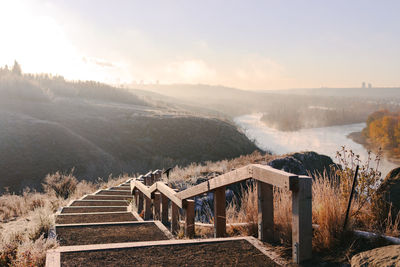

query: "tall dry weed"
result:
(226, 185), (258, 236)
(42, 170), (78, 199)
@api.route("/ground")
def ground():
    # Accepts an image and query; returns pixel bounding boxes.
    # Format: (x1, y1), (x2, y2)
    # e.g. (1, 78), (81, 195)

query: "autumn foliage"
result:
(363, 110), (400, 158)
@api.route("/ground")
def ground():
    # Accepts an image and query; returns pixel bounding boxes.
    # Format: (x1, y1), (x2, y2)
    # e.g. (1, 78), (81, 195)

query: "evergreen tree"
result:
(12, 60), (22, 76)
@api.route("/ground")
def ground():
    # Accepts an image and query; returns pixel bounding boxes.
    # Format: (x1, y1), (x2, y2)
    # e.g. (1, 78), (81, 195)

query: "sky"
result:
(0, 0), (399, 90)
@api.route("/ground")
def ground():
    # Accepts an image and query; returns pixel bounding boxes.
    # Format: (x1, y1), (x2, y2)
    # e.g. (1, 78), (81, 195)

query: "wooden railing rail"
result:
(130, 165), (312, 263)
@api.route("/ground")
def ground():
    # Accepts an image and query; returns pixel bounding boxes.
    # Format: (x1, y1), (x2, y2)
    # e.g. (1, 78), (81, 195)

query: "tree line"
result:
(363, 110), (400, 157)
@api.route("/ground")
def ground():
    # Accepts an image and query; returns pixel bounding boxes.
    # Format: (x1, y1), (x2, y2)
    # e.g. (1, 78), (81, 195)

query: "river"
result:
(234, 113), (398, 177)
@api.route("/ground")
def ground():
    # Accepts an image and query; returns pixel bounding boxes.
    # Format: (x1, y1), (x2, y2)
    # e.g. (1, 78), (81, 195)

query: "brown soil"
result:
(70, 200), (130, 206)
(61, 206), (127, 213)
(83, 195), (133, 201)
(56, 223), (169, 246)
(96, 190), (131, 196)
(61, 239), (277, 267)
(56, 212), (137, 224)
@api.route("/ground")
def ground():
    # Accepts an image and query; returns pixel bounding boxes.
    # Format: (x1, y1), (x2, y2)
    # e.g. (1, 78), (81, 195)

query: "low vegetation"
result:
(169, 147), (400, 262)
(362, 110), (400, 158)
(1, 148), (399, 265)
(0, 171), (128, 266)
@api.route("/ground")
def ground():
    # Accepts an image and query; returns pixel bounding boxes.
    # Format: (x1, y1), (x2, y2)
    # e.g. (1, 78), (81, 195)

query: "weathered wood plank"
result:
(161, 193), (169, 225)
(257, 181), (274, 242)
(185, 200), (195, 238)
(153, 192), (161, 220)
(214, 187), (226, 238)
(176, 166), (251, 199)
(144, 195), (152, 220)
(171, 202), (179, 234)
(292, 176), (312, 263)
(137, 191), (144, 214)
(156, 182), (183, 208)
(134, 181), (152, 199)
(251, 164), (298, 191)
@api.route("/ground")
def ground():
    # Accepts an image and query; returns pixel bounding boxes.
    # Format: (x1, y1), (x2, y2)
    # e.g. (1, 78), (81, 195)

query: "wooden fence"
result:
(131, 165), (312, 263)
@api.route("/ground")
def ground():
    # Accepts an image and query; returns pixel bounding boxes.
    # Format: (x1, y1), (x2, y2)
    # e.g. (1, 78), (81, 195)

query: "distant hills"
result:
(0, 69), (259, 193)
(266, 87), (400, 99)
(132, 83), (400, 131)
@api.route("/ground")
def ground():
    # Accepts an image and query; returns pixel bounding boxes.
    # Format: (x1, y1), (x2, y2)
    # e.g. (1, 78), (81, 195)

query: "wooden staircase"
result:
(46, 166), (311, 266)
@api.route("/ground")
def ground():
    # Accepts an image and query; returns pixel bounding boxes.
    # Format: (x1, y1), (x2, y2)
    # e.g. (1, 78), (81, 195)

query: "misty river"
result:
(234, 113), (398, 177)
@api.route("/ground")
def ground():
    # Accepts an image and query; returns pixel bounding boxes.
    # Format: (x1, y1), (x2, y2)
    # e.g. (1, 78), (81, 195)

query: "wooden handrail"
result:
(131, 180), (183, 208)
(131, 164), (312, 263)
(132, 164), (300, 204)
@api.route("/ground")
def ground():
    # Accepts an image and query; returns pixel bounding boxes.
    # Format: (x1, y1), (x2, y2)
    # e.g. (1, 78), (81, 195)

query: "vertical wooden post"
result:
(144, 195), (152, 220)
(161, 193), (169, 225)
(185, 200), (195, 238)
(137, 191), (144, 214)
(171, 202), (179, 234)
(144, 176), (151, 186)
(257, 181), (274, 242)
(292, 176), (312, 263)
(154, 192), (161, 220)
(214, 186), (226, 238)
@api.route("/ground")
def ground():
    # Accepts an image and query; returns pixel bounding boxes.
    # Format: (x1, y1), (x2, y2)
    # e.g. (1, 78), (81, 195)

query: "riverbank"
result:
(348, 131), (400, 165)
(234, 113), (398, 177)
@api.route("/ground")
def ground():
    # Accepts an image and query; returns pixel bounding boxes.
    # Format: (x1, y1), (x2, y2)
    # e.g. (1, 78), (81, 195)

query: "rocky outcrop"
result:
(268, 151), (335, 177)
(351, 245), (400, 266)
(374, 167), (400, 221)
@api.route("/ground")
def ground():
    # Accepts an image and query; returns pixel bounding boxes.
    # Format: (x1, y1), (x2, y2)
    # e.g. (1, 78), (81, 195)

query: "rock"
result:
(374, 167), (400, 221)
(268, 151), (334, 177)
(351, 245), (400, 266)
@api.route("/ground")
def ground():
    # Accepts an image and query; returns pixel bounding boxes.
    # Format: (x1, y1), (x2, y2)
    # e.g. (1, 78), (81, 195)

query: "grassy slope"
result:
(0, 74), (259, 193)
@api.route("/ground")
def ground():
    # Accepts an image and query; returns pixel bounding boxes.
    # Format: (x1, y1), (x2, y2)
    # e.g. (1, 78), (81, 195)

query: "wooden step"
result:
(95, 190), (131, 196)
(70, 200), (130, 207)
(47, 237), (284, 267)
(61, 206), (127, 214)
(108, 186), (131, 191)
(82, 195), (132, 201)
(55, 221), (170, 246)
(55, 212), (138, 224)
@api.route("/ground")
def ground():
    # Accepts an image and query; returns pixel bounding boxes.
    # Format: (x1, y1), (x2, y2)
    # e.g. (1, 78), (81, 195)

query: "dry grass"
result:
(226, 185), (258, 236)
(168, 151), (273, 186)
(0, 172), (131, 266)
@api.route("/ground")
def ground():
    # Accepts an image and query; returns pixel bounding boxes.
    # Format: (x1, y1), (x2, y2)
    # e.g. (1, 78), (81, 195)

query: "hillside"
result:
(0, 68), (259, 193)
(133, 84), (400, 131)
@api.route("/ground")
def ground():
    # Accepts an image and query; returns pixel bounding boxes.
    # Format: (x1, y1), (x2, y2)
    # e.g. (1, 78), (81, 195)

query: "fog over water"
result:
(234, 113), (398, 177)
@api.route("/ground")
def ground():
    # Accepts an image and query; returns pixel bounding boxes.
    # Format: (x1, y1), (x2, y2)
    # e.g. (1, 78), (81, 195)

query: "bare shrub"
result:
(11, 236), (57, 267)
(42, 170), (78, 199)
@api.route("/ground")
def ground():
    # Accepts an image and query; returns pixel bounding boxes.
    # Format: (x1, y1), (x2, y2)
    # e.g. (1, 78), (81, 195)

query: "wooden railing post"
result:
(292, 176), (312, 263)
(137, 191), (144, 214)
(153, 192), (161, 220)
(257, 181), (274, 242)
(144, 195), (152, 220)
(214, 186), (226, 237)
(161, 193), (169, 225)
(184, 200), (195, 238)
(171, 202), (179, 234)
